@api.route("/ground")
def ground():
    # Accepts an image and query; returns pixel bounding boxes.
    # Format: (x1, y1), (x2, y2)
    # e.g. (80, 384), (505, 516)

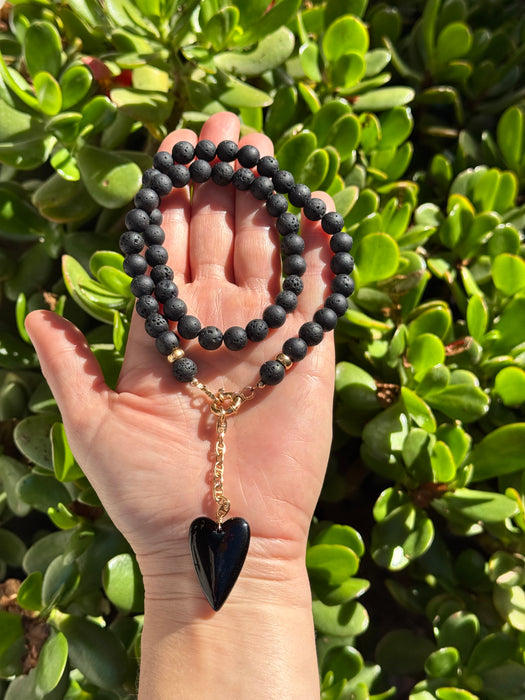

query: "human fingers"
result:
(24, 310), (110, 464)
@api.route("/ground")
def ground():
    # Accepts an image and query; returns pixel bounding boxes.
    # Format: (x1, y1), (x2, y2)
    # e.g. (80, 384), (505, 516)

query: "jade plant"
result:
(1, 0), (525, 698)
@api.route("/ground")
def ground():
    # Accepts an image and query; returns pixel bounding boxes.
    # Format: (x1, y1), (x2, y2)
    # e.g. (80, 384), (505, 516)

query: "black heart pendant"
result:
(189, 516), (250, 611)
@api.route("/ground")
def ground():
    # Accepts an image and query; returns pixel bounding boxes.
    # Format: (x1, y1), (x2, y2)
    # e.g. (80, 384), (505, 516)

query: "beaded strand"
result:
(120, 140), (355, 386)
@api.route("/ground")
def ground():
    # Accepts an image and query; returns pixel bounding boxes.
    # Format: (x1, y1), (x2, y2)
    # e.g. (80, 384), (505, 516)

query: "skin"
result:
(25, 111), (336, 699)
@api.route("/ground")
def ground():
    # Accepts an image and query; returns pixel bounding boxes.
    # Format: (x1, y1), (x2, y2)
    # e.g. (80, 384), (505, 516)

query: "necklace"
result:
(120, 139), (355, 610)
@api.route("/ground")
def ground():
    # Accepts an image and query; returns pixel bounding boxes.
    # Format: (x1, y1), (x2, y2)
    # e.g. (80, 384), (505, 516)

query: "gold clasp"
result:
(210, 389), (243, 417)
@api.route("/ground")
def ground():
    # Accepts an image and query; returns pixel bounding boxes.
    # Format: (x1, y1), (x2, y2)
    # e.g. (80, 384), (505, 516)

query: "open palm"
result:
(26, 112), (336, 595)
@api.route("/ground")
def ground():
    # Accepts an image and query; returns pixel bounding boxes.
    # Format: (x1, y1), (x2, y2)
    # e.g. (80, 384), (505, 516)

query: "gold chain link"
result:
(189, 378), (265, 524)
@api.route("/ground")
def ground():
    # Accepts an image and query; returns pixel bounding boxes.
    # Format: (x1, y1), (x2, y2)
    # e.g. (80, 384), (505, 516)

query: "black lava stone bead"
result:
(303, 197), (326, 221)
(172, 141), (195, 164)
(145, 245), (169, 267)
(288, 183), (311, 208)
(325, 293), (348, 317)
(283, 275), (304, 295)
(216, 140), (239, 162)
(246, 318), (269, 342)
(155, 279), (178, 302)
(237, 145), (260, 168)
(177, 314), (201, 339)
(282, 337), (308, 362)
(142, 168), (160, 187)
(198, 326), (223, 350)
(125, 208), (150, 232)
(155, 331), (179, 355)
(194, 139), (216, 161)
(299, 321), (324, 346)
(272, 170), (295, 193)
(149, 173), (173, 196)
(232, 168), (255, 190)
(275, 290), (298, 312)
(263, 304), (286, 328)
(331, 252), (355, 275)
(322, 211), (344, 235)
(189, 159), (212, 183)
(149, 209), (162, 225)
(167, 163), (190, 188)
(223, 326), (248, 351)
(142, 224), (165, 246)
(164, 296), (187, 321)
(257, 156), (279, 177)
(134, 188), (160, 213)
(123, 254), (147, 277)
(145, 313), (169, 338)
(281, 234), (305, 256)
(153, 151), (174, 172)
(130, 274), (154, 297)
(136, 295), (159, 318)
(119, 231), (144, 255)
(250, 176), (274, 200)
(314, 307), (338, 331)
(266, 193), (288, 217)
(276, 212), (300, 236)
(172, 357), (198, 383)
(283, 254), (307, 276)
(331, 274), (355, 297)
(260, 359), (286, 385)
(211, 161), (234, 186)
(150, 264), (174, 283)
(330, 232), (353, 253)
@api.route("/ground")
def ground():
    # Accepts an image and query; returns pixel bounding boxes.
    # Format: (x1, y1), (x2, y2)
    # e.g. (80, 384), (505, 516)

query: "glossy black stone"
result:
(189, 516), (250, 611)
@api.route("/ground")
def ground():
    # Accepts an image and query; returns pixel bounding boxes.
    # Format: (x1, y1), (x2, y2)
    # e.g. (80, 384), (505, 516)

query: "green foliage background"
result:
(1, 0), (525, 697)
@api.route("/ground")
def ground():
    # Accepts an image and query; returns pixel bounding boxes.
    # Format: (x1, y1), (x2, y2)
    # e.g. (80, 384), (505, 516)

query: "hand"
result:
(25, 111), (335, 610)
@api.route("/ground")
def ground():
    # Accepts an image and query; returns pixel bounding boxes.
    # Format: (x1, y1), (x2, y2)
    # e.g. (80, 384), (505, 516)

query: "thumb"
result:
(25, 310), (111, 446)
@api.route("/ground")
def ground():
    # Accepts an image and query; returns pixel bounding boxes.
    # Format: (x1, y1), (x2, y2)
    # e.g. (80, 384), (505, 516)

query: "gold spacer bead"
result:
(275, 352), (293, 369)
(167, 348), (185, 363)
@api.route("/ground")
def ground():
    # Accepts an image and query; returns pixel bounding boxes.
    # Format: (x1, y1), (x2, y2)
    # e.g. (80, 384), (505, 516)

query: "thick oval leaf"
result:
(76, 144), (142, 208)
(312, 523), (365, 557)
(17, 571), (43, 611)
(60, 64), (93, 109)
(35, 632), (68, 695)
(434, 489), (518, 523)
(24, 21), (62, 78)
(102, 553), (144, 613)
(307, 544), (360, 584)
(492, 253), (525, 296)
(312, 599), (369, 637)
(34, 72), (62, 116)
(58, 615), (129, 689)
(354, 87), (415, 112)
(497, 105), (523, 169)
(13, 414), (59, 469)
(0, 528), (26, 567)
(401, 387), (437, 433)
(17, 473), (71, 513)
(407, 334), (445, 377)
(466, 295), (488, 341)
(436, 22), (472, 64)
(326, 114), (361, 160)
(354, 232), (399, 285)
(215, 27), (295, 76)
(471, 424), (525, 481)
(425, 646), (460, 677)
(322, 15), (369, 61)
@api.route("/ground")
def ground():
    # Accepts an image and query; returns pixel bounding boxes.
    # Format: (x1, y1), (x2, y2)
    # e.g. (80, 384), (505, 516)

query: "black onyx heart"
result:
(189, 516), (250, 611)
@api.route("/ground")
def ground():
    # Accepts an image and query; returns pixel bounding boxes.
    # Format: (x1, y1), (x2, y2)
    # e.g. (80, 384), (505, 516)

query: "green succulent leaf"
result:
(76, 144), (141, 208)
(51, 422), (84, 482)
(58, 615), (128, 690)
(23, 21), (63, 78)
(35, 632), (68, 696)
(492, 253), (525, 296)
(471, 424), (525, 481)
(102, 552), (145, 613)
